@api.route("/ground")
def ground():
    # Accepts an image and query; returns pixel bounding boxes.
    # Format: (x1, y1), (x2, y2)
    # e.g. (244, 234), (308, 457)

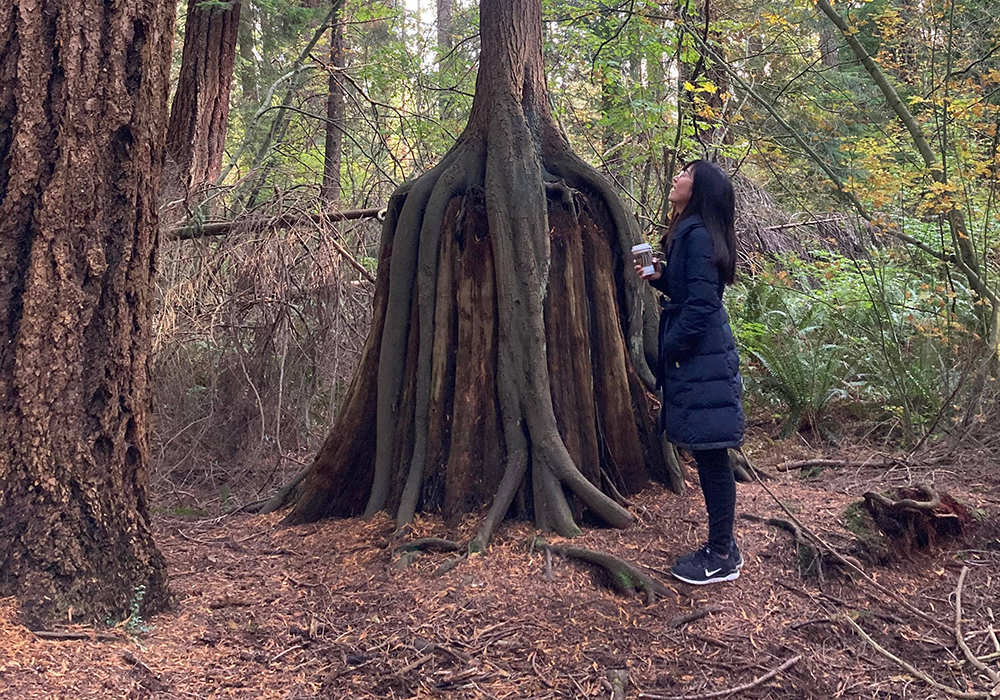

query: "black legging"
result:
(691, 448), (736, 553)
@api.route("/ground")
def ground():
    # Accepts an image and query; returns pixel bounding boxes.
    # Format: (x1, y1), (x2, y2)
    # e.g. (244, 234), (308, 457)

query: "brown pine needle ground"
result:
(2, 458), (999, 700)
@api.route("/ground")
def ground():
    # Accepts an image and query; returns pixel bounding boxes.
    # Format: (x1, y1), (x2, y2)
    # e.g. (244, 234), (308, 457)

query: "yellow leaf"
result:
(683, 81), (696, 92)
(702, 80), (718, 94)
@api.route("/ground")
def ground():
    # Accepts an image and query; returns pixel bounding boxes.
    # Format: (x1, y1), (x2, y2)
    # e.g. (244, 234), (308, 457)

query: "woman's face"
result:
(668, 166), (695, 210)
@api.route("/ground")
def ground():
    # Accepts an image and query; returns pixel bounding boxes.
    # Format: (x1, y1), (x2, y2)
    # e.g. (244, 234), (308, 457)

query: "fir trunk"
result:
(164, 0), (240, 204)
(281, 0), (677, 542)
(0, 0), (174, 624)
(321, 0), (345, 205)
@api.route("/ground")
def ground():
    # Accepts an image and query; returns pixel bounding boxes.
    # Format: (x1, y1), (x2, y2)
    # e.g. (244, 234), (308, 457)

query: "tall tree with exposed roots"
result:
(0, 0), (174, 623)
(272, 0), (681, 545)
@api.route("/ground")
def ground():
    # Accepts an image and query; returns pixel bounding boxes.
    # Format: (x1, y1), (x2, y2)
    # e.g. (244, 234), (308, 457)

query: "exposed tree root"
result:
(730, 449), (773, 482)
(740, 513), (860, 577)
(277, 0), (676, 552)
(539, 540), (673, 604)
(862, 484), (969, 554)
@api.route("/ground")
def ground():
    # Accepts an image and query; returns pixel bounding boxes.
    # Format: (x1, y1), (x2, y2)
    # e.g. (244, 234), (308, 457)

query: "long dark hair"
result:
(661, 160), (737, 285)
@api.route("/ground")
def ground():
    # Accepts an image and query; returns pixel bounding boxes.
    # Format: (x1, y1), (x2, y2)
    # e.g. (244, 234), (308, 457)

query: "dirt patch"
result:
(2, 470), (998, 699)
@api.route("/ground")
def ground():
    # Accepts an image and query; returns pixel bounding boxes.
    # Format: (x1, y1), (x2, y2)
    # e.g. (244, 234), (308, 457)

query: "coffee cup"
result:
(632, 243), (655, 278)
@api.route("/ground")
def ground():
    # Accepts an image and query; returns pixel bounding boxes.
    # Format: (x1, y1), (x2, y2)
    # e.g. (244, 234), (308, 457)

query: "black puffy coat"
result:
(650, 216), (745, 450)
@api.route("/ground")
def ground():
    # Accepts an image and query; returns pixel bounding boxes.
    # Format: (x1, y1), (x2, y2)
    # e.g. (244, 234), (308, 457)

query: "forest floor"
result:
(2, 438), (1000, 700)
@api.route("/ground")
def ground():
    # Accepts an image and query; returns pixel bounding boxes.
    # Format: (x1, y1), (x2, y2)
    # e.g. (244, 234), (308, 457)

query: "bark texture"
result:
(321, 0), (345, 205)
(0, 0), (173, 625)
(281, 0), (676, 542)
(165, 0), (240, 199)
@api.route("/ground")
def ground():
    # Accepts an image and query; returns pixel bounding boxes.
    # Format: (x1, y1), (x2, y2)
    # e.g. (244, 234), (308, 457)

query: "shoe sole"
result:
(671, 569), (741, 586)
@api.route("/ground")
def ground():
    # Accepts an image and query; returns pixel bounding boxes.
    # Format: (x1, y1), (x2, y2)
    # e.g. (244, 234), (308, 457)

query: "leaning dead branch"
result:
(638, 655), (802, 700)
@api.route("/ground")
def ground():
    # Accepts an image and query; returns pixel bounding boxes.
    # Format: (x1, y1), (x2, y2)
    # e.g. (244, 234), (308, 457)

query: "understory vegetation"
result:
(151, 0), (1000, 510)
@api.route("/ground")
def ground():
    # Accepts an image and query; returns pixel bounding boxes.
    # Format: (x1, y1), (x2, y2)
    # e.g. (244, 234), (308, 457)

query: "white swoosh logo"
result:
(705, 568), (722, 577)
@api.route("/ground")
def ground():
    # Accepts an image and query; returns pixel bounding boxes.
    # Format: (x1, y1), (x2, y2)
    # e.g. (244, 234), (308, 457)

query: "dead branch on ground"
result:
(638, 655), (801, 700)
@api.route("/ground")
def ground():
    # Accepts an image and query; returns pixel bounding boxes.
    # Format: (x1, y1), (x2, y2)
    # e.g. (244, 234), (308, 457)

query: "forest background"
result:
(154, 0), (1000, 514)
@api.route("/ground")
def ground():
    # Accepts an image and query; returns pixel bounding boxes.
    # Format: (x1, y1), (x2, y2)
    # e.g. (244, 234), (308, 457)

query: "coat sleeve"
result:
(648, 271), (670, 294)
(659, 228), (721, 360)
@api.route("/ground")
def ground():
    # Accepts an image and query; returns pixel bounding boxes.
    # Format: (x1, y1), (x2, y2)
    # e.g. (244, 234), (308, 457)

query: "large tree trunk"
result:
(0, 0), (173, 625)
(320, 0), (345, 205)
(164, 0), (240, 210)
(280, 0), (677, 543)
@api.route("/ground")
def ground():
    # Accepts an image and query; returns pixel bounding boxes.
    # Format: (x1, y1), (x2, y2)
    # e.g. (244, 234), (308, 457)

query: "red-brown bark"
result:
(0, 0), (174, 624)
(165, 0), (240, 198)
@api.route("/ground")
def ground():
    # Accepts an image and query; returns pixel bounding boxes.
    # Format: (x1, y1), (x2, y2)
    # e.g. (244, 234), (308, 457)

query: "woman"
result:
(636, 160), (746, 585)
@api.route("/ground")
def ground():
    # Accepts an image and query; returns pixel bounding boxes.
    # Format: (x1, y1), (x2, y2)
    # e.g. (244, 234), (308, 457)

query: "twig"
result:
(840, 614), (990, 699)
(531, 652), (554, 688)
(31, 630), (120, 642)
(638, 655), (801, 700)
(396, 651), (435, 675)
(791, 617), (833, 630)
(667, 605), (725, 629)
(955, 566), (1000, 683)
(270, 644), (305, 664)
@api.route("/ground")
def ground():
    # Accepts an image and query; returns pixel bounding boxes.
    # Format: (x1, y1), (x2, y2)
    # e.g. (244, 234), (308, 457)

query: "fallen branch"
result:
(167, 206), (384, 240)
(667, 605), (725, 629)
(32, 630), (120, 642)
(638, 654), (801, 700)
(955, 566), (1000, 684)
(396, 537), (462, 553)
(840, 614), (990, 699)
(777, 458), (889, 472)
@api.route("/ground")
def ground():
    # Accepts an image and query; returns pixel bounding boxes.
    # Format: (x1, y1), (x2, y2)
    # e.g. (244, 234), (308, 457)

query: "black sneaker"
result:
(671, 545), (740, 585)
(676, 541), (744, 570)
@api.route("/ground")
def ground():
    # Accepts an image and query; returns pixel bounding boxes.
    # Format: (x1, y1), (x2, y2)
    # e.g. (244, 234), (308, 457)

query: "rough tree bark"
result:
(276, 0), (677, 544)
(320, 0), (345, 205)
(164, 0), (240, 201)
(0, 0), (174, 624)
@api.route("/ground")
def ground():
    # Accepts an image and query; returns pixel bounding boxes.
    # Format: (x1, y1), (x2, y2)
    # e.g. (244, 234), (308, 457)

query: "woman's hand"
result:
(634, 258), (662, 281)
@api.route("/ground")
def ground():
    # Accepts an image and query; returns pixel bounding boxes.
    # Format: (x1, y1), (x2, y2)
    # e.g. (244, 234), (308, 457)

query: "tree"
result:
(0, 0), (174, 624)
(269, 0), (681, 546)
(321, 0), (346, 205)
(164, 0), (241, 202)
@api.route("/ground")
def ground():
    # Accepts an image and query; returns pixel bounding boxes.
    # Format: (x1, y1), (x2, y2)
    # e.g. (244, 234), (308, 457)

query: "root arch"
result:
(282, 0), (682, 542)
